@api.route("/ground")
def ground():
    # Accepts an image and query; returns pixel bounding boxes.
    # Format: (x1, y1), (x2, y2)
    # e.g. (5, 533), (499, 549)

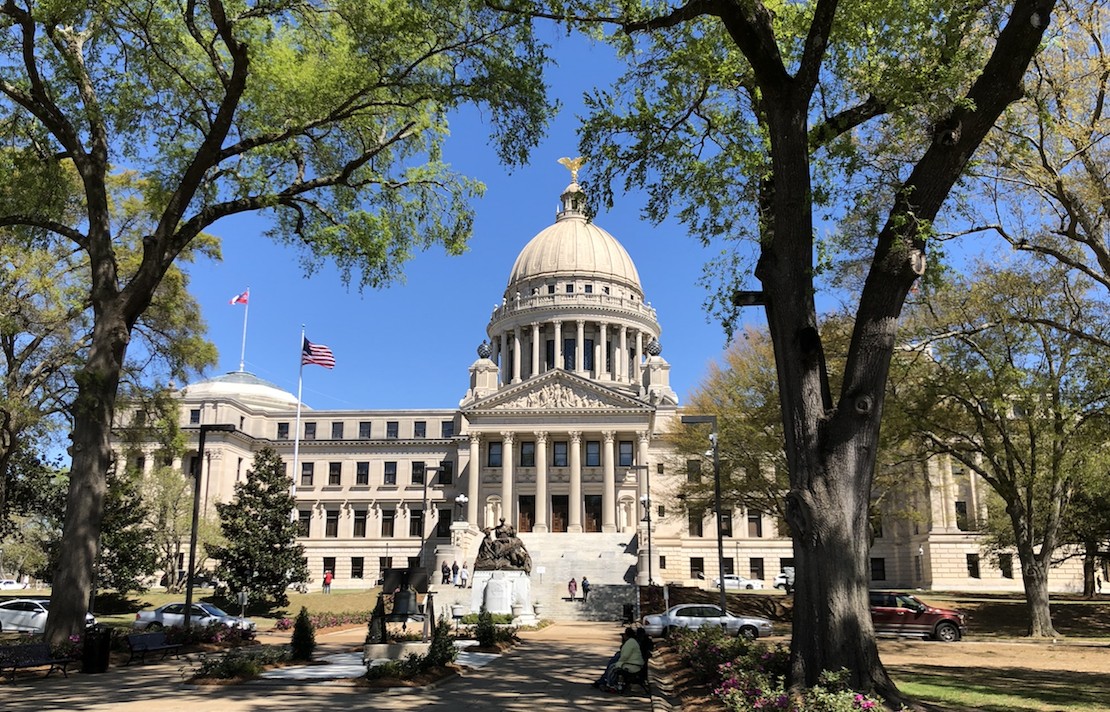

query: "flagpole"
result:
(291, 325), (305, 509)
(238, 286), (250, 372)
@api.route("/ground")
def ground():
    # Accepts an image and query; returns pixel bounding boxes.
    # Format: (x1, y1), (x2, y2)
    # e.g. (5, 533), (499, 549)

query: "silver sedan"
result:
(133, 602), (255, 634)
(0, 598), (97, 633)
(641, 603), (774, 639)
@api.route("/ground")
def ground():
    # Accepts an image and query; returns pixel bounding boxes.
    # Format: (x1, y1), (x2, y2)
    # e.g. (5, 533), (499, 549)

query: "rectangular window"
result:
(689, 509), (704, 537)
(585, 441), (601, 467)
(552, 442), (568, 467)
(565, 283), (574, 293)
(331, 422), (344, 439)
(386, 421), (399, 439)
(723, 557), (735, 576)
(300, 462), (314, 487)
(520, 442), (536, 467)
(584, 284), (593, 294)
(583, 338), (594, 371)
(438, 460), (454, 485)
(999, 553), (1014, 579)
(351, 557), (364, 579)
(547, 284), (556, 295)
(436, 508), (452, 537)
(409, 510), (424, 537)
(747, 509), (764, 538)
(189, 409), (201, 424)
(687, 459), (702, 483)
(382, 509), (395, 537)
(325, 510), (339, 537)
(659, 556), (666, 570)
(323, 557), (336, 580)
(304, 422), (316, 440)
(379, 556), (392, 574)
(966, 553), (981, 578)
(441, 420), (455, 438)
(356, 462), (369, 486)
(297, 510), (311, 537)
(277, 422), (290, 440)
(870, 557), (887, 581)
(328, 462), (341, 486)
(749, 557), (765, 581)
(563, 338), (576, 369)
(690, 557), (705, 579)
(354, 509), (367, 538)
(618, 441), (634, 467)
(720, 509), (733, 537)
(412, 461), (425, 486)
(545, 340), (555, 369)
(384, 462), (397, 486)
(358, 421), (371, 439)
(488, 442), (503, 467)
(414, 421), (426, 438)
(955, 501), (970, 531)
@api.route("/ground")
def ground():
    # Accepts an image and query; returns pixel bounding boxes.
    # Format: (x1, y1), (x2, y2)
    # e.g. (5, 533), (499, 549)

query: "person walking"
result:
(581, 576), (591, 602)
(568, 577), (578, 601)
(322, 569), (333, 594)
(459, 562), (469, 588)
(452, 560), (460, 587)
(441, 561), (451, 585)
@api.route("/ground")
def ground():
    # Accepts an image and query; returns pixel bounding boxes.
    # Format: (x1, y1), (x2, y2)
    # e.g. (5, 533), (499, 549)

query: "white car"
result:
(133, 602), (255, 634)
(641, 603), (774, 639)
(712, 574), (766, 590)
(0, 579), (28, 590)
(0, 598), (97, 633)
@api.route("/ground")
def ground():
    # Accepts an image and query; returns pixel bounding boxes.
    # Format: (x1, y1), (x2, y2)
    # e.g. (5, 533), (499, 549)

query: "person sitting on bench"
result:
(592, 627), (644, 693)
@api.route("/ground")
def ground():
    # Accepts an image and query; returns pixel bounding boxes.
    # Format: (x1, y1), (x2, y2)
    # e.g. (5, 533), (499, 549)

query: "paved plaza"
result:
(2, 622), (657, 711)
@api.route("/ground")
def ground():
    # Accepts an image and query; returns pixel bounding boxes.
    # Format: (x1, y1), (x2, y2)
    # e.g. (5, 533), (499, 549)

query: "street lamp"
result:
(626, 465), (652, 586)
(454, 494), (469, 522)
(185, 423), (236, 629)
(418, 465), (443, 571)
(681, 414), (727, 615)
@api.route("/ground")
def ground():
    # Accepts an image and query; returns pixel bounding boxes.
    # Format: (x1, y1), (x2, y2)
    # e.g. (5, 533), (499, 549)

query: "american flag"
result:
(229, 288), (249, 305)
(302, 338), (335, 369)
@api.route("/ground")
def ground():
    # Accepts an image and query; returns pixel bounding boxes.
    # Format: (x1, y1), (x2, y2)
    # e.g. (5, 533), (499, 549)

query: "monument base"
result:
(470, 569), (532, 615)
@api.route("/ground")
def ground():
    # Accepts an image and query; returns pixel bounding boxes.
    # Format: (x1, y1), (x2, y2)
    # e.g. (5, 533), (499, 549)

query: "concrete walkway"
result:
(2, 622), (653, 711)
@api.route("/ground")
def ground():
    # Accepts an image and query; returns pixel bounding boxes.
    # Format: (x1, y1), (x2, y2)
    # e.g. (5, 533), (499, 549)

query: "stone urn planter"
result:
(511, 603), (525, 618)
(451, 604), (465, 619)
(532, 602), (543, 617)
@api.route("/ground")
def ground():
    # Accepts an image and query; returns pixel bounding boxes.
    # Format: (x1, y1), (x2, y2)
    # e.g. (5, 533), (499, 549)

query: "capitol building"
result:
(114, 172), (1085, 600)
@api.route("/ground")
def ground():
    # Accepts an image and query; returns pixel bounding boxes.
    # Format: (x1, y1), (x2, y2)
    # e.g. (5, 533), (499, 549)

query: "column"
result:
(637, 432), (651, 502)
(635, 331), (644, 385)
(569, 430), (582, 533)
(512, 326), (522, 384)
(468, 433), (480, 525)
(498, 331), (508, 384)
(575, 320), (585, 373)
(534, 431), (549, 533)
(942, 454), (959, 531)
(598, 323), (609, 380)
(602, 431), (616, 532)
(593, 322), (603, 379)
(501, 432), (515, 529)
(618, 326), (628, 383)
(554, 320), (563, 370)
(531, 323), (541, 377)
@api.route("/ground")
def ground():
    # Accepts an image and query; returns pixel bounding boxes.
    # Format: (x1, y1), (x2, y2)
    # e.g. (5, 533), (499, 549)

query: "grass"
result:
(895, 666), (1110, 712)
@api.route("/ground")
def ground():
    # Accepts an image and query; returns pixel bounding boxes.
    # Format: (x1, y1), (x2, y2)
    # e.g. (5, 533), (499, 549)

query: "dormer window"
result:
(565, 284), (574, 293)
(584, 285), (593, 294)
(547, 284), (556, 295)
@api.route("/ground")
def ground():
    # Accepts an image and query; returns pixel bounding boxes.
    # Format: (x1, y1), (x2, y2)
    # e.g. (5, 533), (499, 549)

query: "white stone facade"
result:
(113, 175), (1086, 594)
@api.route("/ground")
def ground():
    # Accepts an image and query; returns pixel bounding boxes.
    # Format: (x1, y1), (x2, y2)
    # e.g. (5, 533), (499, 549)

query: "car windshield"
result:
(198, 604), (230, 617)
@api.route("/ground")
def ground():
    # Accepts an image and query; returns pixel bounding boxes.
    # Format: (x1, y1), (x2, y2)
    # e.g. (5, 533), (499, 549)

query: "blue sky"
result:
(181, 31), (747, 410)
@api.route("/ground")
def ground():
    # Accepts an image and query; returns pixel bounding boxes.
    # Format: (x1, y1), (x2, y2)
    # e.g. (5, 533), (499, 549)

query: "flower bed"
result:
(273, 610), (372, 631)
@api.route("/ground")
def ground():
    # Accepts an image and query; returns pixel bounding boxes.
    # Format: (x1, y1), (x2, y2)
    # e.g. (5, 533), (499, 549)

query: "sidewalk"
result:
(2, 622), (654, 711)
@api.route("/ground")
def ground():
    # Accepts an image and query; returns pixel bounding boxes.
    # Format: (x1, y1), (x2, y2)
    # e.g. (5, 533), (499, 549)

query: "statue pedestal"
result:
(471, 570), (532, 617)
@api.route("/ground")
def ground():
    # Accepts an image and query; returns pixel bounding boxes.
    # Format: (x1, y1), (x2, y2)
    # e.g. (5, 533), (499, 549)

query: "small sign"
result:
(535, 566), (545, 575)
(237, 591), (249, 606)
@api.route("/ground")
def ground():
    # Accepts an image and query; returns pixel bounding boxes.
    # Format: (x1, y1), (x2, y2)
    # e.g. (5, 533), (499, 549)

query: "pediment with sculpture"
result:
(464, 371), (650, 415)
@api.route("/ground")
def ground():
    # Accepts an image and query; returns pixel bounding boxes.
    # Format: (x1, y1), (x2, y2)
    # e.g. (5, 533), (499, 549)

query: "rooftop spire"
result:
(556, 156), (587, 221)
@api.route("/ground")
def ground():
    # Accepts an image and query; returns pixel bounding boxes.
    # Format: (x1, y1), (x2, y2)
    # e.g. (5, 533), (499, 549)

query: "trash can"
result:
(82, 624), (112, 674)
(622, 603), (635, 625)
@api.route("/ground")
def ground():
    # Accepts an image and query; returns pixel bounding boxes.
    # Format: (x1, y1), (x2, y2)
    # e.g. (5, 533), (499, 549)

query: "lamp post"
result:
(626, 465), (652, 585)
(185, 423), (236, 629)
(454, 493), (469, 522)
(680, 414), (727, 614)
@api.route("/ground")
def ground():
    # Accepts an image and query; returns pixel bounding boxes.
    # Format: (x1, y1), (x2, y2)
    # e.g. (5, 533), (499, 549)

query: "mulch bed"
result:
(654, 645), (724, 711)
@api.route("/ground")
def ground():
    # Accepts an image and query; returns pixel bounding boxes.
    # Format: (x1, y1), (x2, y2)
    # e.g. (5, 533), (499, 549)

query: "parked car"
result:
(868, 591), (966, 642)
(0, 579), (28, 590)
(133, 602), (255, 634)
(712, 574), (766, 590)
(642, 603), (774, 639)
(0, 598), (96, 633)
(773, 567), (795, 590)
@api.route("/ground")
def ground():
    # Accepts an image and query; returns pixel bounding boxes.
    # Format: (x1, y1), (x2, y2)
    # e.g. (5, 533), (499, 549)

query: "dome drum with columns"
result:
(112, 161), (1087, 610)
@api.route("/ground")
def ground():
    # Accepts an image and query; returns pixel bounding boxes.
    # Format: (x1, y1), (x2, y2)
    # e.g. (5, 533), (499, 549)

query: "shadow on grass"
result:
(891, 663), (1110, 711)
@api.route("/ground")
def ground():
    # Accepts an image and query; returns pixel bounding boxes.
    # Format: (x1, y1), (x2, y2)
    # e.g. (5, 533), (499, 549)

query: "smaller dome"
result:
(181, 371), (301, 411)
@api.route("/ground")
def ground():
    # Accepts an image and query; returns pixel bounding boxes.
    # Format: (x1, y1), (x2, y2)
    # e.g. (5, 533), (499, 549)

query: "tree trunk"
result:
(1082, 542), (1097, 599)
(1016, 543), (1058, 638)
(44, 307), (128, 646)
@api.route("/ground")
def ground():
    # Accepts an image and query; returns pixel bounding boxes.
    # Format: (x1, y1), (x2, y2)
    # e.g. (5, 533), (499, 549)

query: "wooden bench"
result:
(0, 642), (76, 679)
(125, 631), (182, 665)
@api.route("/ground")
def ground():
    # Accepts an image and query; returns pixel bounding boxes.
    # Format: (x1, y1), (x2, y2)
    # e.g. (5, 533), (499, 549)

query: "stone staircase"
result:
(428, 532), (640, 623)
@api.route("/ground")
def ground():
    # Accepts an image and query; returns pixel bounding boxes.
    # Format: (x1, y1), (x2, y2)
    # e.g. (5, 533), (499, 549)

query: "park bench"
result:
(0, 641), (76, 679)
(125, 631), (182, 665)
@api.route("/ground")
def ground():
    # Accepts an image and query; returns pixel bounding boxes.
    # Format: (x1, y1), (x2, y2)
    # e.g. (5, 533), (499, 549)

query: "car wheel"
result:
(738, 626), (758, 640)
(745, 584), (754, 590)
(662, 626), (674, 638)
(934, 621), (960, 642)
(147, 622), (163, 631)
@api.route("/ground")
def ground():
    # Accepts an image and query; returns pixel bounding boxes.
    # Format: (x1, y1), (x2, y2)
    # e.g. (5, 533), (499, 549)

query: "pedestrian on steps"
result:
(568, 577), (578, 600)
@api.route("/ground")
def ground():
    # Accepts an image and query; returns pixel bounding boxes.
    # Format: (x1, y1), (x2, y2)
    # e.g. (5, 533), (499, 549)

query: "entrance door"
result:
(551, 495), (568, 532)
(584, 495), (602, 532)
(518, 495), (535, 533)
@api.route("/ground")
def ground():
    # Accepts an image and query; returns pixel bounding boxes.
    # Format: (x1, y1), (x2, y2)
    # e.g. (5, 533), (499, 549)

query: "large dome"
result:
(506, 183), (641, 294)
(180, 371), (301, 411)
